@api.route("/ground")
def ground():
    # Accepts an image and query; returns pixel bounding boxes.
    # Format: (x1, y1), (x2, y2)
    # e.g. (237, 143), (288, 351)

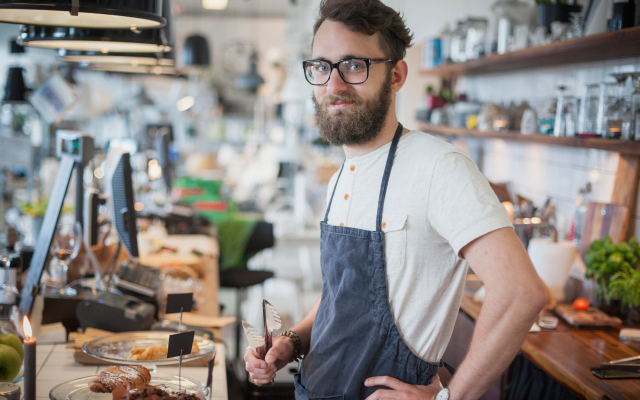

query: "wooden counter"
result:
(459, 294), (640, 400)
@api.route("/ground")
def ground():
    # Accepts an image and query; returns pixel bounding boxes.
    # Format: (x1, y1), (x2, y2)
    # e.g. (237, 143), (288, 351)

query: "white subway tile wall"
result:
(453, 57), (640, 239)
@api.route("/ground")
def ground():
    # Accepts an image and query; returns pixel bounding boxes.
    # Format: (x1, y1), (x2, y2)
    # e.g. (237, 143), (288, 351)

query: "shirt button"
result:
(339, 222), (344, 226)
(344, 194), (349, 200)
(350, 165), (356, 171)
(382, 222), (387, 229)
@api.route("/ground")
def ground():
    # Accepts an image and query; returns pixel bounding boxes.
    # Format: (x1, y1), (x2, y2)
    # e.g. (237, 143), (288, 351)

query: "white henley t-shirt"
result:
(324, 130), (513, 362)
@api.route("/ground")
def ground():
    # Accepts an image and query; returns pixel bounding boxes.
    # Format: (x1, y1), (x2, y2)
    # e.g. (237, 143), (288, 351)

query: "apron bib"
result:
(295, 123), (449, 400)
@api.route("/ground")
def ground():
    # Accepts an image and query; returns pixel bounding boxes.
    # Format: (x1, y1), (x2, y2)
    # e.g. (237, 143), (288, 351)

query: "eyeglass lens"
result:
(305, 59), (368, 85)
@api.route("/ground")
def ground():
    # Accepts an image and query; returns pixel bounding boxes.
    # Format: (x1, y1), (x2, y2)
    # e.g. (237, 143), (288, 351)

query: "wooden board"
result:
(578, 203), (629, 257)
(601, 379), (640, 400)
(420, 26), (640, 77)
(555, 304), (623, 327)
(611, 155), (640, 242)
(418, 124), (640, 156)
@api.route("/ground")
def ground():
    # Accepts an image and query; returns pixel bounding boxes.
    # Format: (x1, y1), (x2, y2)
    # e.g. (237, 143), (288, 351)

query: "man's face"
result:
(311, 20), (393, 146)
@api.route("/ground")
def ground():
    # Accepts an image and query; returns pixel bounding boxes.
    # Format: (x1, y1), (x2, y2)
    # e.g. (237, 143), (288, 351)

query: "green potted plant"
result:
(584, 236), (640, 317)
(536, 0), (582, 33)
(608, 269), (640, 325)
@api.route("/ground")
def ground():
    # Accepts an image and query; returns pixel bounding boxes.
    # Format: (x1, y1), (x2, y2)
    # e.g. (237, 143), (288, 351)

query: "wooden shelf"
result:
(419, 123), (640, 155)
(421, 26), (640, 77)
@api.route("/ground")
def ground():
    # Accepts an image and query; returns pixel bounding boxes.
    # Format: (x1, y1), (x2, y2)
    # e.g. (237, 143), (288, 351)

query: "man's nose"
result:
(326, 68), (350, 95)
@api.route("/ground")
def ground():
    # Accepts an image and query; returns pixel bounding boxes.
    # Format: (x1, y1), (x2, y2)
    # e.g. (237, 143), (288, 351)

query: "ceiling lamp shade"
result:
(19, 24), (170, 53)
(86, 64), (177, 75)
(202, 0), (228, 10)
(57, 49), (174, 66)
(235, 52), (264, 92)
(0, 0), (165, 29)
(182, 35), (210, 66)
(3, 67), (29, 102)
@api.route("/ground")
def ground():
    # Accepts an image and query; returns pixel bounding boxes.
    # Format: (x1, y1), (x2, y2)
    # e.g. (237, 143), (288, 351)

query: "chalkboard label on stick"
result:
(166, 293), (193, 314)
(167, 331), (195, 358)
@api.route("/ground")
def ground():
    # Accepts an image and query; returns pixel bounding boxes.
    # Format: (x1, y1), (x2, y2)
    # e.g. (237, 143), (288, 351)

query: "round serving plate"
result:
(49, 372), (208, 400)
(82, 331), (215, 366)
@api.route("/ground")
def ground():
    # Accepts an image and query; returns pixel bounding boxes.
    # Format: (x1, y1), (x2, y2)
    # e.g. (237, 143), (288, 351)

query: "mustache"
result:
(318, 93), (364, 107)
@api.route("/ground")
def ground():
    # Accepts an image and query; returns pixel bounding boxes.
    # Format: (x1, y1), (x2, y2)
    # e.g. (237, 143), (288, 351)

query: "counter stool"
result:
(219, 221), (275, 359)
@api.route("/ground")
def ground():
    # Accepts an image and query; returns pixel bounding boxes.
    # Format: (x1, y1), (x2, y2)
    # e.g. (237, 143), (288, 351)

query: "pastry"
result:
(128, 342), (200, 360)
(89, 365), (151, 393)
(112, 384), (201, 400)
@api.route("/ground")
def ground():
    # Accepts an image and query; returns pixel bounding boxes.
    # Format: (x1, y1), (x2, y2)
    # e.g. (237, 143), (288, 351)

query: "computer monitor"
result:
(103, 148), (139, 258)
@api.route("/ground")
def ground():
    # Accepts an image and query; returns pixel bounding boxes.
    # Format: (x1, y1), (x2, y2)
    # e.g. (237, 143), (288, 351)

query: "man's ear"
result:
(390, 59), (408, 93)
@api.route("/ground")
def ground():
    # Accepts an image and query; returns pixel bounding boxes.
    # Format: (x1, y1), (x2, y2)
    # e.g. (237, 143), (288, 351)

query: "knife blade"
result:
(242, 320), (266, 359)
(263, 299), (282, 353)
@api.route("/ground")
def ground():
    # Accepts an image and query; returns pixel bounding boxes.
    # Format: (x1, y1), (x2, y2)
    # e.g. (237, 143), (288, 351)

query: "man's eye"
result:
(317, 65), (329, 72)
(345, 62), (363, 71)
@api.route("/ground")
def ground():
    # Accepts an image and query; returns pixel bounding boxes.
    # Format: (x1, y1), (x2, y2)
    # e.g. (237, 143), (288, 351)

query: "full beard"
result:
(313, 73), (392, 146)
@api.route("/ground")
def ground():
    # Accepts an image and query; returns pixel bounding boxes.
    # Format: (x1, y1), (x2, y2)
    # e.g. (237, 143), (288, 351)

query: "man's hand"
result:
(364, 374), (442, 399)
(244, 336), (295, 385)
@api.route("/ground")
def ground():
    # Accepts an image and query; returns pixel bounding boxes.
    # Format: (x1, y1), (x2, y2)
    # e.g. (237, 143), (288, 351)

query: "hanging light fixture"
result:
(182, 34), (210, 67)
(202, 0), (229, 10)
(0, 0), (165, 29)
(235, 52), (264, 92)
(85, 64), (177, 75)
(19, 0), (172, 53)
(57, 49), (175, 67)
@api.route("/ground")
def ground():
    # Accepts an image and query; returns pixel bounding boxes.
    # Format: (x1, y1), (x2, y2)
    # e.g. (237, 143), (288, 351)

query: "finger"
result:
(264, 346), (282, 364)
(243, 348), (261, 362)
(365, 376), (411, 390)
(364, 389), (401, 400)
(430, 374), (443, 388)
(250, 371), (275, 381)
(244, 350), (270, 369)
(252, 374), (276, 385)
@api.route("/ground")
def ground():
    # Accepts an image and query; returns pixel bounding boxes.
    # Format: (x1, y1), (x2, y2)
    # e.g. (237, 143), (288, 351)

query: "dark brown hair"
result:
(313, 0), (413, 61)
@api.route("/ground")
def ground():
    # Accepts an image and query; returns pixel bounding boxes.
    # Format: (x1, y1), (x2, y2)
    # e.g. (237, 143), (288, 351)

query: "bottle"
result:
(0, 227), (21, 292)
(609, 0), (636, 31)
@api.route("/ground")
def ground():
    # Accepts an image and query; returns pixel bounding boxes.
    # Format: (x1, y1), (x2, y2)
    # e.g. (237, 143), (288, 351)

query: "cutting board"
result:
(579, 202), (630, 257)
(554, 304), (622, 327)
(601, 379), (640, 400)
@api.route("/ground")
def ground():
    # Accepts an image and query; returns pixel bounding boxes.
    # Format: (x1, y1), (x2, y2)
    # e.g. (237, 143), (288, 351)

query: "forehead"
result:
(312, 19), (385, 60)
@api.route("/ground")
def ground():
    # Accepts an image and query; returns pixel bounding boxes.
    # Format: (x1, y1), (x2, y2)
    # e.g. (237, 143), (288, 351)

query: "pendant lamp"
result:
(0, 0), (165, 29)
(19, 0), (172, 53)
(86, 64), (177, 75)
(57, 49), (175, 66)
(3, 67), (29, 102)
(235, 52), (264, 92)
(182, 35), (210, 66)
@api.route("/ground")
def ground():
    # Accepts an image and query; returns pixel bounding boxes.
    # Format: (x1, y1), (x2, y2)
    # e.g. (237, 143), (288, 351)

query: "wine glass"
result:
(603, 73), (632, 139)
(629, 73), (640, 141)
(50, 221), (82, 296)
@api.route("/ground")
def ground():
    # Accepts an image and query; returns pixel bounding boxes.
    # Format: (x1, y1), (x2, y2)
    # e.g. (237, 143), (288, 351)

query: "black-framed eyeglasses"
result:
(302, 58), (395, 85)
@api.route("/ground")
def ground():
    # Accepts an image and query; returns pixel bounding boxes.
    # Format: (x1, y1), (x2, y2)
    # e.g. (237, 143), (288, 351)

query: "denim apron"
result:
(294, 123), (450, 399)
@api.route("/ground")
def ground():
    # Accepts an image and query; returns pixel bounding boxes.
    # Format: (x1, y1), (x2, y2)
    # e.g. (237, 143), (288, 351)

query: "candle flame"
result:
(23, 316), (32, 339)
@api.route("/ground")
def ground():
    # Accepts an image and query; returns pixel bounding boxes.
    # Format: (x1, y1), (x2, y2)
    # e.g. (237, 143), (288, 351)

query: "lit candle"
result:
(22, 317), (35, 400)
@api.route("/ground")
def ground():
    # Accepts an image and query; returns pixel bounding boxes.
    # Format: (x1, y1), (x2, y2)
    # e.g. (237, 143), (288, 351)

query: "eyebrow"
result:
(314, 54), (369, 62)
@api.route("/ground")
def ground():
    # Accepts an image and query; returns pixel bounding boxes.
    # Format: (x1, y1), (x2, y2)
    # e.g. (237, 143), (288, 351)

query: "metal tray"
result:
(82, 331), (215, 365)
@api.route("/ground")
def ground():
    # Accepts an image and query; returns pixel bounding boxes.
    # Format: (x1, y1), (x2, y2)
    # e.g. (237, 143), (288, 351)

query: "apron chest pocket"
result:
(381, 213), (407, 275)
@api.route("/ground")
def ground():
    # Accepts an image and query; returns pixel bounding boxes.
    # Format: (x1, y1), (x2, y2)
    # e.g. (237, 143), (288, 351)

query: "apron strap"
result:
(323, 162), (345, 223)
(376, 123), (404, 232)
(439, 360), (457, 377)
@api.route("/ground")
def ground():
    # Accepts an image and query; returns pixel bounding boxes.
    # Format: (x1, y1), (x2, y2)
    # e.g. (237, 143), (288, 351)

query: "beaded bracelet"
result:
(278, 330), (302, 363)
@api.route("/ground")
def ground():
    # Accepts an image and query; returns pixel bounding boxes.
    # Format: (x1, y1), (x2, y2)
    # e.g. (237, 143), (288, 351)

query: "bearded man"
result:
(246, 0), (548, 399)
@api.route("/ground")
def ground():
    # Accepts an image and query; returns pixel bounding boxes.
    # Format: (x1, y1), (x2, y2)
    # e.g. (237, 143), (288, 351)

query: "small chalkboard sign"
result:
(167, 331), (195, 358)
(166, 293), (194, 314)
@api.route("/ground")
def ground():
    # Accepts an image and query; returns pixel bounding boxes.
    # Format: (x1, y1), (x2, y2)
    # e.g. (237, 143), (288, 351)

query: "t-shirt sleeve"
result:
(427, 150), (512, 257)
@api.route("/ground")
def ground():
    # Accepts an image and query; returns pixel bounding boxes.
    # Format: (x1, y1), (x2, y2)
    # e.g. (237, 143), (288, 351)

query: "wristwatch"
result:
(435, 388), (449, 400)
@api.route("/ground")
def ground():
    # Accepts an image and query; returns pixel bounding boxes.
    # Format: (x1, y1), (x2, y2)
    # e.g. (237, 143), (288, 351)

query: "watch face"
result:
(436, 388), (449, 400)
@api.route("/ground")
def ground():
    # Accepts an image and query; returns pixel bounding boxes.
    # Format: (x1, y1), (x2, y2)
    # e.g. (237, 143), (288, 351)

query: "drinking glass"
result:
(553, 86), (578, 137)
(577, 84), (600, 135)
(629, 73), (640, 141)
(603, 73), (631, 139)
(598, 82), (619, 136)
(50, 221), (82, 296)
